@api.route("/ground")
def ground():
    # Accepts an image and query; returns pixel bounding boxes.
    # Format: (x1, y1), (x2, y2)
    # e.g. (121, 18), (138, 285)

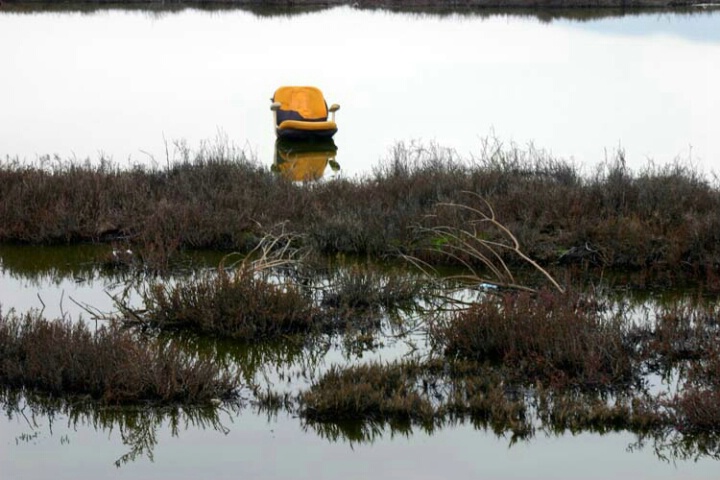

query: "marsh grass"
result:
(295, 356), (670, 447)
(299, 361), (435, 425)
(321, 264), (424, 311)
(433, 289), (634, 390)
(641, 300), (720, 364)
(133, 237), (432, 342)
(661, 316), (720, 434)
(140, 265), (316, 340)
(2, 139), (720, 284)
(408, 192), (565, 293)
(289, 285), (720, 452)
(0, 308), (238, 404)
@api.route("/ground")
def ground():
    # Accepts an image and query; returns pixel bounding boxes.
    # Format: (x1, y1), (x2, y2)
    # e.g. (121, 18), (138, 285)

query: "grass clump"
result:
(141, 266), (315, 341)
(136, 231), (320, 340)
(321, 264), (423, 312)
(0, 308), (238, 405)
(435, 290), (634, 390)
(662, 319), (720, 434)
(299, 362), (434, 424)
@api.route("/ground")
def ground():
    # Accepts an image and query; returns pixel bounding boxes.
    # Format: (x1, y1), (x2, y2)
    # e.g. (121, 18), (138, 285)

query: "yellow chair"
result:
(272, 138), (340, 182)
(270, 86), (339, 140)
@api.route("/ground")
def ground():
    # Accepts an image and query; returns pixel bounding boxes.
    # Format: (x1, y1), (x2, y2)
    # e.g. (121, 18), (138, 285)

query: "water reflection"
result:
(301, 415), (720, 464)
(1, 389), (242, 467)
(0, 244), (107, 285)
(2, 257), (720, 475)
(3, 1), (719, 30)
(272, 138), (340, 181)
(0, 244), (224, 318)
(167, 332), (331, 391)
(2, 7), (719, 176)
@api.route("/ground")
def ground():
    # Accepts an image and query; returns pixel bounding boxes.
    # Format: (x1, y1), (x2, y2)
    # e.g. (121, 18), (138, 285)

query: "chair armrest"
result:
(271, 102), (282, 132)
(329, 103), (340, 122)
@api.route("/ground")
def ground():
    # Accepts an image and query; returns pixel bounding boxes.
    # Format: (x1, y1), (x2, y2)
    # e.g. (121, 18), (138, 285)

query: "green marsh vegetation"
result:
(2, 139), (720, 462)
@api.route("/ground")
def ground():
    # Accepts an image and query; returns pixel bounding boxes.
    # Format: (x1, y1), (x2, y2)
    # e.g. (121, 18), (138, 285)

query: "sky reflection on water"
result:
(2, 396), (719, 480)
(1, 7), (718, 178)
(1, 8), (720, 474)
(2, 244), (720, 478)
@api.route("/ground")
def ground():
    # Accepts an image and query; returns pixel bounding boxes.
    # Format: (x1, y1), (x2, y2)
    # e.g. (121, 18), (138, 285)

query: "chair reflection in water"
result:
(270, 86), (341, 181)
(272, 138), (340, 182)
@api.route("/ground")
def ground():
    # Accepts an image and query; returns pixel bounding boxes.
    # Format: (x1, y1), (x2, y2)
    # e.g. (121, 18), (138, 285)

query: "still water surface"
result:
(1, 245), (720, 479)
(1, 7), (719, 176)
(2, 6), (720, 478)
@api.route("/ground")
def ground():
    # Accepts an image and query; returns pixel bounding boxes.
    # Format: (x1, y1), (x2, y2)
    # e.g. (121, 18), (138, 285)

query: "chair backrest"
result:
(273, 86), (329, 124)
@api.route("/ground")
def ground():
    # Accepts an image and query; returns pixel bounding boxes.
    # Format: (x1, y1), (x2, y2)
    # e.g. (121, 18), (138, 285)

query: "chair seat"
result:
(272, 86), (339, 141)
(278, 120), (337, 132)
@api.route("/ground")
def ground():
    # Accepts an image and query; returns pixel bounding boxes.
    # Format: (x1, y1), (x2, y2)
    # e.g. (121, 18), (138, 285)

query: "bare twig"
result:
(409, 192), (564, 294)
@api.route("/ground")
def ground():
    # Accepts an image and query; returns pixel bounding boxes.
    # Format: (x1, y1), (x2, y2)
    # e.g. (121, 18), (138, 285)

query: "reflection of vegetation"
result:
(631, 428), (720, 462)
(304, 417), (426, 445)
(1, 388), (241, 467)
(296, 356), (720, 462)
(166, 330), (330, 389)
(0, 243), (222, 287)
(1, 1), (333, 18)
(2, 2), (714, 24)
(0, 244), (108, 286)
(286, 289), (720, 462)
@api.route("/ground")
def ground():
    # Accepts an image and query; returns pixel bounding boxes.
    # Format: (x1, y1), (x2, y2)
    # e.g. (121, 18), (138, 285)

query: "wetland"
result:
(1, 3), (720, 479)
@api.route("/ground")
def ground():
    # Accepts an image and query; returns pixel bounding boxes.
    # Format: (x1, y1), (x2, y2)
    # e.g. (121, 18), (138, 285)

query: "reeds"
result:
(433, 290), (634, 390)
(299, 361), (435, 424)
(0, 308), (238, 404)
(1, 140), (719, 284)
(138, 232), (317, 340)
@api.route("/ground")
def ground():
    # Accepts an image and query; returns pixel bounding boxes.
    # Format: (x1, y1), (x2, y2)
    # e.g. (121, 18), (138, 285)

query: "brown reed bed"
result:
(432, 289), (635, 390)
(140, 265), (317, 340)
(0, 308), (239, 405)
(290, 286), (720, 455)
(299, 361), (435, 425)
(295, 356), (669, 447)
(126, 231), (429, 341)
(1, 140), (719, 285)
(137, 263), (426, 341)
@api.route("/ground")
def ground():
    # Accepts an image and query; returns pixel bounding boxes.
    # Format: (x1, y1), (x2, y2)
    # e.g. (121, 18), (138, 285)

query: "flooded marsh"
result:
(2, 238), (720, 478)
(1, 3), (720, 479)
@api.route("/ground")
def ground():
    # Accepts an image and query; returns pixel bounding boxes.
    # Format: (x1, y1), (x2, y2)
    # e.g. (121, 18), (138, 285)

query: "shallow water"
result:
(1, 6), (720, 470)
(2, 244), (720, 478)
(2, 405), (718, 480)
(1, 6), (719, 177)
